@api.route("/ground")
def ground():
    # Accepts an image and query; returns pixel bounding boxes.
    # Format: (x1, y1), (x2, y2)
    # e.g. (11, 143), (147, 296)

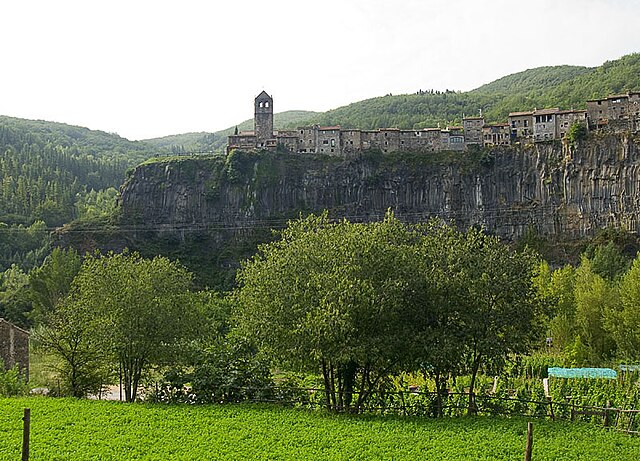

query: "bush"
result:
(149, 338), (273, 404)
(0, 361), (30, 397)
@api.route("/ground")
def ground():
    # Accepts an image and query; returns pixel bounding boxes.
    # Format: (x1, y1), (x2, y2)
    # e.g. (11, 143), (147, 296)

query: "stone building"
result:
(463, 117), (485, 145)
(533, 108), (560, 142)
(254, 91), (274, 147)
(508, 111), (534, 141)
(228, 90), (639, 156)
(0, 318), (29, 379)
(556, 110), (588, 139)
(317, 126), (341, 155)
(587, 92), (640, 131)
(483, 124), (511, 147)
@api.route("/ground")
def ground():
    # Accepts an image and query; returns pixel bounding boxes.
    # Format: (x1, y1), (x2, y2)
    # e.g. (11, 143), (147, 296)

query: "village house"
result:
(532, 108), (560, 142)
(462, 116), (485, 145)
(483, 123), (511, 147)
(557, 110), (588, 139)
(587, 91), (640, 131)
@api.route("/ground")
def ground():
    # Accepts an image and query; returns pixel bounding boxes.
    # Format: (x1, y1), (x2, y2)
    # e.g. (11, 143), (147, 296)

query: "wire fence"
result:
(202, 386), (639, 435)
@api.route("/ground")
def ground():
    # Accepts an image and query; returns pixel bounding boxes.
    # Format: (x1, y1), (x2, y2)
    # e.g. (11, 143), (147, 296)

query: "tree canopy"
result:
(235, 213), (543, 412)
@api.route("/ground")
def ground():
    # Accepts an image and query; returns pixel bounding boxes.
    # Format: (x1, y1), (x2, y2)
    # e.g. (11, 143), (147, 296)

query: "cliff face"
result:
(119, 134), (640, 240)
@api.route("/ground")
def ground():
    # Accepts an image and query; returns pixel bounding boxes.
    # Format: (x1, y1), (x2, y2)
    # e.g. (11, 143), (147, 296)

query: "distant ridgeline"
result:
(228, 91), (640, 155)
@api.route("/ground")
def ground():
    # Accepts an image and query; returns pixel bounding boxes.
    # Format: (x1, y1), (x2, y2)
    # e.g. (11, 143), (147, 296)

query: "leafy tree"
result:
(572, 258), (617, 365)
(565, 122), (588, 145)
(453, 229), (543, 412)
(406, 222), (468, 415)
(534, 262), (576, 352)
(0, 264), (32, 328)
(584, 241), (631, 281)
(235, 212), (419, 412)
(35, 296), (111, 398)
(606, 256), (640, 361)
(74, 252), (198, 402)
(38, 251), (199, 401)
(29, 247), (83, 325)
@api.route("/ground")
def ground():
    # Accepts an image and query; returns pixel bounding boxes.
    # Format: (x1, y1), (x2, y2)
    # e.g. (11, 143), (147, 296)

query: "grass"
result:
(1, 397), (638, 460)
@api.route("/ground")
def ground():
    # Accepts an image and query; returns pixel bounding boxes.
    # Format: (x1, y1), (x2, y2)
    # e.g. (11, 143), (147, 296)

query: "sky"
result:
(2, 0), (640, 140)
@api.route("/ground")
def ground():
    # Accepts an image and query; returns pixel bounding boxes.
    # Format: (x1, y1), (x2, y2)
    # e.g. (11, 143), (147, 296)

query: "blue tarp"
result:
(548, 367), (617, 379)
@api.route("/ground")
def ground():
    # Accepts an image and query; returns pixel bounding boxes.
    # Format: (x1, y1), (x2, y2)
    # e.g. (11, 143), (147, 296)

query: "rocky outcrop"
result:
(119, 133), (640, 240)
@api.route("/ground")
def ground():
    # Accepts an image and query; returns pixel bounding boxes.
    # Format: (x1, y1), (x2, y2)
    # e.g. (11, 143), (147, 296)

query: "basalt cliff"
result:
(120, 133), (640, 239)
(111, 133), (640, 287)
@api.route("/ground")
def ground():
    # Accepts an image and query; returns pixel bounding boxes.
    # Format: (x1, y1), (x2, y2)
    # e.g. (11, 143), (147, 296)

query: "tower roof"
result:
(256, 90), (272, 99)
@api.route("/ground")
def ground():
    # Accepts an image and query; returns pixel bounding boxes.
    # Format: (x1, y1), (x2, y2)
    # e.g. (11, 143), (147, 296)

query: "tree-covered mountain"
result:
(0, 116), (162, 271)
(304, 53), (640, 129)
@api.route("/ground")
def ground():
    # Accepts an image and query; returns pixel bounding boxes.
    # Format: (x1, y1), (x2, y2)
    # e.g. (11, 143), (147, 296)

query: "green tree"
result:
(572, 257), (617, 365)
(534, 262), (577, 352)
(406, 222), (468, 416)
(38, 251), (199, 401)
(0, 264), (32, 328)
(455, 229), (543, 412)
(606, 256), (640, 361)
(585, 241), (631, 281)
(29, 247), (82, 325)
(565, 122), (588, 145)
(35, 296), (111, 397)
(235, 212), (419, 412)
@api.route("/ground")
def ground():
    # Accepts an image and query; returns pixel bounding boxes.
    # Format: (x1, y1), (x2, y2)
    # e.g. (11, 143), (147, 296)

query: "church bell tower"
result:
(254, 91), (274, 147)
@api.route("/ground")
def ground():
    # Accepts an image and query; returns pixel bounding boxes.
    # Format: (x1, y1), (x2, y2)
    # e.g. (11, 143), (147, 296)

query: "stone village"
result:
(228, 90), (640, 155)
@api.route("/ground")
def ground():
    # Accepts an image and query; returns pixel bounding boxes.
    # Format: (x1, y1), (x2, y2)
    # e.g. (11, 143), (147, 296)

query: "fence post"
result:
(604, 400), (610, 427)
(22, 408), (30, 461)
(546, 396), (555, 421)
(524, 422), (533, 461)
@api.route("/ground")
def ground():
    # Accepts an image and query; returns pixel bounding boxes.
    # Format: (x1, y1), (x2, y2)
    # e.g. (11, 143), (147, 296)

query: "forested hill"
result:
(143, 110), (319, 154)
(143, 54), (640, 152)
(0, 116), (162, 271)
(303, 53), (640, 129)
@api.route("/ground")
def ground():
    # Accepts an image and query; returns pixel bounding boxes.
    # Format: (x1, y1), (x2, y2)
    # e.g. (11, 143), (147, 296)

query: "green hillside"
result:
(471, 65), (591, 95)
(143, 110), (319, 154)
(306, 53), (640, 129)
(0, 116), (162, 271)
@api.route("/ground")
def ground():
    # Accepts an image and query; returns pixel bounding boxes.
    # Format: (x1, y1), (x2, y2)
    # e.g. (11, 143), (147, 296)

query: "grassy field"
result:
(0, 397), (638, 460)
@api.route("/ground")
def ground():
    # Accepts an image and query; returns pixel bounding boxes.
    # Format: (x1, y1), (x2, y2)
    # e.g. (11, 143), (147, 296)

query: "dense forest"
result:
(0, 116), (161, 272)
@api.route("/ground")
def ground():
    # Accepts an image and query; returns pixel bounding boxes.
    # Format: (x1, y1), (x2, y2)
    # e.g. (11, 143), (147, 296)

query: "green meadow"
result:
(1, 398), (638, 460)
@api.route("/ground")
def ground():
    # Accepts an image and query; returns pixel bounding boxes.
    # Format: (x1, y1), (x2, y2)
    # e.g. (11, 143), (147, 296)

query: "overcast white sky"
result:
(2, 0), (640, 140)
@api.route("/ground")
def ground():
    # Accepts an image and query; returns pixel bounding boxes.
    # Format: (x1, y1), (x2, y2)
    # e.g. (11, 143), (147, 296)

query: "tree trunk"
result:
(339, 361), (357, 412)
(468, 353), (482, 415)
(321, 359), (332, 411)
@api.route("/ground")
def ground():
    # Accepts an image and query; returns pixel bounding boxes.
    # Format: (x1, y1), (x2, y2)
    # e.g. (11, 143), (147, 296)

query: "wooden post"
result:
(604, 400), (611, 427)
(22, 408), (30, 461)
(524, 421), (533, 461)
(547, 396), (555, 421)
